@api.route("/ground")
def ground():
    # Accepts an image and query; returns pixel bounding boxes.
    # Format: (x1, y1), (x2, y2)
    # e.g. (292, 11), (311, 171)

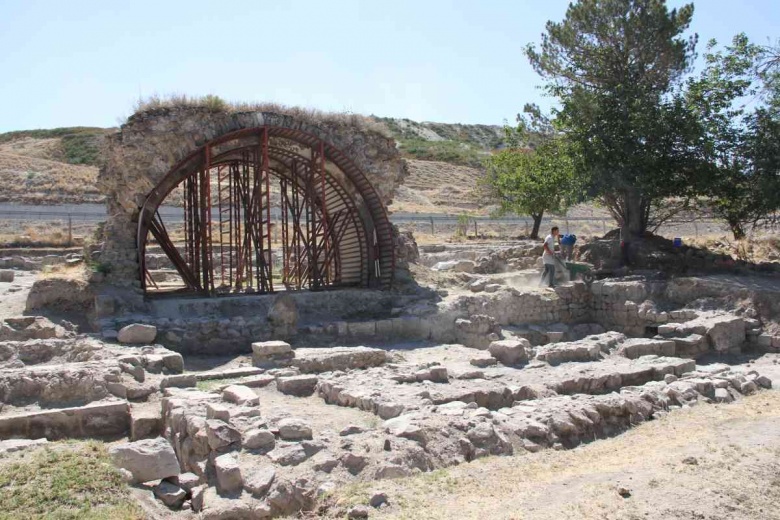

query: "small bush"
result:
(86, 260), (112, 275)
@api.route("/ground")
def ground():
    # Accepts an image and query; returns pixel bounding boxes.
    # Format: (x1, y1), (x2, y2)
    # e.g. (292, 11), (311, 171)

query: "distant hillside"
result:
(0, 119), (502, 210)
(0, 127), (112, 166)
(372, 117), (504, 168)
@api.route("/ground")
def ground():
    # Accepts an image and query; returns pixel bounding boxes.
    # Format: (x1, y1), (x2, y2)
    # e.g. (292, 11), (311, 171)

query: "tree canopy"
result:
(483, 105), (580, 239)
(525, 0), (702, 239)
(687, 34), (780, 238)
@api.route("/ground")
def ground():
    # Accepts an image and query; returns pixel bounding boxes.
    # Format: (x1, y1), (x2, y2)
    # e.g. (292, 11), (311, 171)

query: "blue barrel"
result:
(673, 237), (682, 247)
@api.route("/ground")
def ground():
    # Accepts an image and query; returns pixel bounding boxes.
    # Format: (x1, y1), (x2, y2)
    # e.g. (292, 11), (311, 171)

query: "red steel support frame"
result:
(138, 127), (393, 296)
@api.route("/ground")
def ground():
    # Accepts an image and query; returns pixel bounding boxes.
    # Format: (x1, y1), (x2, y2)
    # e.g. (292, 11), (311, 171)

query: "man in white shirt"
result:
(540, 226), (560, 288)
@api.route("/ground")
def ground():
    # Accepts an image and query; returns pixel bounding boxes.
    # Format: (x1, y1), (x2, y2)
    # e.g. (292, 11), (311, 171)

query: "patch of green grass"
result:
(196, 376), (242, 391)
(0, 440), (144, 520)
(60, 133), (103, 165)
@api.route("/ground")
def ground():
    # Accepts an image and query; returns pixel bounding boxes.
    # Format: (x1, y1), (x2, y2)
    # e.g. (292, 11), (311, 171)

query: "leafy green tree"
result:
(483, 108), (579, 238)
(687, 34), (780, 238)
(525, 0), (703, 240)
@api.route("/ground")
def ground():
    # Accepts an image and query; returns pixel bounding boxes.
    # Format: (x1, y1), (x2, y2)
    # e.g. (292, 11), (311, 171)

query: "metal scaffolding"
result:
(138, 127), (394, 296)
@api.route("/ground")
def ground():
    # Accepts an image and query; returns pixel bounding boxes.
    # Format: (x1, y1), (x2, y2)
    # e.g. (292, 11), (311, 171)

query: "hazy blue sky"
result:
(0, 0), (777, 132)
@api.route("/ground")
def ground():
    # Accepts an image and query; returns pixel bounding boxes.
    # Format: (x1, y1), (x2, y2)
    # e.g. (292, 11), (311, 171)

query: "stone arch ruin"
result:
(97, 106), (407, 304)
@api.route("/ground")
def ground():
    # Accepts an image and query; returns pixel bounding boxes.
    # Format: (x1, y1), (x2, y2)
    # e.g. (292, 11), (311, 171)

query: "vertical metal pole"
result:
(263, 128), (274, 292)
(319, 141), (329, 285)
(228, 163), (234, 288)
(280, 178), (289, 286)
(199, 145), (213, 293)
(308, 151), (318, 289)
(217, 164), (225, 288)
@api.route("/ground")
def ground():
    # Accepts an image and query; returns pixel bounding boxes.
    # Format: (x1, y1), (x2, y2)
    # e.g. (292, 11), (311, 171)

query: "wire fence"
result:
(0, 208), (732, 239)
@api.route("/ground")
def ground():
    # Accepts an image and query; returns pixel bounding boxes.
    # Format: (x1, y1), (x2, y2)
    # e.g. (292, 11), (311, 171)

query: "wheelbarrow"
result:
(554, 256), (596, 284)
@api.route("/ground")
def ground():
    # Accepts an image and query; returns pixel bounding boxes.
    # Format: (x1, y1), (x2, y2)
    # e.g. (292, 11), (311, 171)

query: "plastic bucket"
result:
(673, 237), (682, 247)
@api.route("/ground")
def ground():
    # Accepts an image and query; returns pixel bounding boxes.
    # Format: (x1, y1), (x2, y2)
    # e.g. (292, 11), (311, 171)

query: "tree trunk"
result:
(611, 189), (648, 268)
(624, 188), (645, 240)
(530, 213), (543, 239)
(728, 218), (746, 240)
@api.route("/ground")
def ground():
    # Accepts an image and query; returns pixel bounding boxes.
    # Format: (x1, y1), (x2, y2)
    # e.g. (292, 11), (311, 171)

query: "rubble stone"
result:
(117, 324), (157, 344)
(277, 418), (313, 441)
(488, 339), (531, 365)
(244, 466), (276, 498)
(154, 481), (186, 508)
(243, 428), (276, 451)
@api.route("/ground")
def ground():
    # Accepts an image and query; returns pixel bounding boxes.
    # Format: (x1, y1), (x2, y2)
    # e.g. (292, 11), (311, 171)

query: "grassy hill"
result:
(0, 127), (113, 204)
(372, 116), (504, 168)
(0, 127), (111, 166)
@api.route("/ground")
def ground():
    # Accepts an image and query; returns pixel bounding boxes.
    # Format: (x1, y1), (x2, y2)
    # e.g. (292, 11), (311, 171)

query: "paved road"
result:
(0, 202), (617, 225)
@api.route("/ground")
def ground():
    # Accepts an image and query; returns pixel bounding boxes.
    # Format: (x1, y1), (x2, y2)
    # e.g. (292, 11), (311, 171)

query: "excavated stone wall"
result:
(95, 106), (408, 314)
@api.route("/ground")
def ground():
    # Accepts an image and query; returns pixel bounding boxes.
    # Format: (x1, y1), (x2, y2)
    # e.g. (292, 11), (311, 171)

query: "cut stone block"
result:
(291, 346), (387, 373)
(348, 321), (377, 337)
(616, 338), (676, 359)
(130, 405), (162, 441)
(276, 375), (318, 396)
(160, 374), (197, 389)
(214, 453), (243, 494)
(109, 437), (180, 484)
(206, 402), (232, 422)
(252, 341), (294, 368)
(222, 385), (259, 406)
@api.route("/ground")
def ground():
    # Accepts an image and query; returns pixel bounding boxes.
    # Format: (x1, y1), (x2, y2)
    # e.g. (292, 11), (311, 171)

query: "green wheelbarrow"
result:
(554, 257), (596, 284)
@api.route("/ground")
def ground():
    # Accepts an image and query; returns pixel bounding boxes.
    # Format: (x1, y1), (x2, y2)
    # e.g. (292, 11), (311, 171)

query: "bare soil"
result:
(0, 270), (36, 319)
(330, 386), (780, 520)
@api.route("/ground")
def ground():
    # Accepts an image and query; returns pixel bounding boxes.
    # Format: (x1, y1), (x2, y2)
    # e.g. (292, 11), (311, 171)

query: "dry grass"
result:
(0, 440), (144, 520)
(0, 152), (101, 205)
(129, 94), (392, 138)
(326, 391), (780, 520)
(687, 233), (780, 263)
(39, 262), (88, 282)
(389, 159), (485, 214)
(0, 222), (90, 248)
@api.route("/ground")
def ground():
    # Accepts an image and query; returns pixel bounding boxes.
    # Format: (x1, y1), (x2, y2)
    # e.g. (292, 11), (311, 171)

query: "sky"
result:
(0, 0), (778, 132)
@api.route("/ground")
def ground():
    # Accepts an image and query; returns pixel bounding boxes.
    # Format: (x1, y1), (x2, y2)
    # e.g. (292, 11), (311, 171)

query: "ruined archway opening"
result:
(138, 127), (393, 296)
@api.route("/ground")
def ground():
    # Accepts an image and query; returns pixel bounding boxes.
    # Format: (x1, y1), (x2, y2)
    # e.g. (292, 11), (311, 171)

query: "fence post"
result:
(473, 219), (478, 237)
(68, 215), (73, 246)
(429, 216), (435, 235)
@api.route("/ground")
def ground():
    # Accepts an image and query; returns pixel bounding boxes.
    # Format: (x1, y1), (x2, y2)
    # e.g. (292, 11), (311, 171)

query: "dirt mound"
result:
(26, 277), (94, 314)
